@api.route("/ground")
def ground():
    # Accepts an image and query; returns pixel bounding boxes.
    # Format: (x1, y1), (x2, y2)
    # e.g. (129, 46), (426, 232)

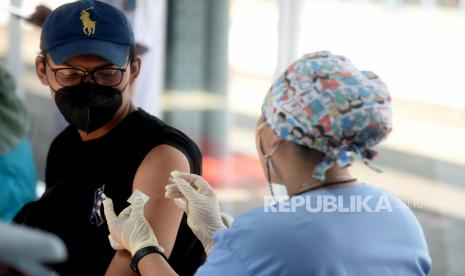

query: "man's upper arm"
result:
(133, 144), (189, 256)
(105, 144), (190, 274)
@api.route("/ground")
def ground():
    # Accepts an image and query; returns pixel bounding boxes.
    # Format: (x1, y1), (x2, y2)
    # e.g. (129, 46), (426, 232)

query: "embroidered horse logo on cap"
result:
(80, 7), (96, 36)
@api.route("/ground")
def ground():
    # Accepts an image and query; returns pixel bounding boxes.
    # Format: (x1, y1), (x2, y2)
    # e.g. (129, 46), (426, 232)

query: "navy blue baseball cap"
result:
(40, 0), (135, 67)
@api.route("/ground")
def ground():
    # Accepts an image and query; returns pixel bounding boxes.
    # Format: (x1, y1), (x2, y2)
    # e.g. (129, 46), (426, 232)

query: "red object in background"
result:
(202, 154), (266, 188)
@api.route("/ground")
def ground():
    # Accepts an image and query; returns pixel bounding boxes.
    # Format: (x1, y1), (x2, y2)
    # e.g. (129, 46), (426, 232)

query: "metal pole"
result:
(386, 0), (404, 11)
(276, 0), (302, 77)
(460, 0), (465, 12)
(8, 0), (24, 99)
(164, 0), (229, 158)
(421, 0), (437, 8)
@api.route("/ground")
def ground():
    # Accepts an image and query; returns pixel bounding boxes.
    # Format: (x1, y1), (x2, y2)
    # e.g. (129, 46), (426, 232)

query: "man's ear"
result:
(129, 56), (141, 85)
(35, 55), (49, 86)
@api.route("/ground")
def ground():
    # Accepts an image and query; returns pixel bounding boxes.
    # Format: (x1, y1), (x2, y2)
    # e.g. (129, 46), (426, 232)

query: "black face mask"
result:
(54, 83), (123, 134)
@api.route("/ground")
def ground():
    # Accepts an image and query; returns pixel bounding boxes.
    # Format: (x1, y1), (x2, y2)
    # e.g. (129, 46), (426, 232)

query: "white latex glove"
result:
(220, 212), (234, 228)
(103, 193), (159, 256)
(165, 171), (228, 254)
(0, 222), (67, 276)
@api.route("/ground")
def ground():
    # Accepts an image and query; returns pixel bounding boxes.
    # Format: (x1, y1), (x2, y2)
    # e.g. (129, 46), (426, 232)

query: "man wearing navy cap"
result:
(13, 1), (206, 275)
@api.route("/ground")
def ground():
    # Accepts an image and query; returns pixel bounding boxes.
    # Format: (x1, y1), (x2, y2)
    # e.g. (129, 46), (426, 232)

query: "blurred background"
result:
(1, 0), (465, 274)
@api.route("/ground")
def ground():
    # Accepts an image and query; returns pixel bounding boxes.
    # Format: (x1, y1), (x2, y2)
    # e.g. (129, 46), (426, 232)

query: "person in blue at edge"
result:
(103, 51), (431, 275)
(0, 65), (37, 222)
(13, 1), (205, 275)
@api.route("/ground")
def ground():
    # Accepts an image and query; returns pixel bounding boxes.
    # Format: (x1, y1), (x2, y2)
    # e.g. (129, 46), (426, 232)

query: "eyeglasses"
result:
(46, 59), (128, 87)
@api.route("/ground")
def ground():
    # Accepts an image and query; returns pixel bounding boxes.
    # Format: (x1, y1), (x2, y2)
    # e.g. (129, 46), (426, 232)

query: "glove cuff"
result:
(220, 212), (234, 228)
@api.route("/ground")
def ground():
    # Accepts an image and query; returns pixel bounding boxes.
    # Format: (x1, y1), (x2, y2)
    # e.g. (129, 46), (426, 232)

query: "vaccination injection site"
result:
(0, 0), (464, 275)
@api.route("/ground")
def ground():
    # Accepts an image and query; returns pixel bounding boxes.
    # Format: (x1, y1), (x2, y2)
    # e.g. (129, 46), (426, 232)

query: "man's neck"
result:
(78, 103), (136, 141)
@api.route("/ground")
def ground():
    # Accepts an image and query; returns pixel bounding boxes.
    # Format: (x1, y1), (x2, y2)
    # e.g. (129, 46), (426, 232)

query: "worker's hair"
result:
(295, 143), (324, 164)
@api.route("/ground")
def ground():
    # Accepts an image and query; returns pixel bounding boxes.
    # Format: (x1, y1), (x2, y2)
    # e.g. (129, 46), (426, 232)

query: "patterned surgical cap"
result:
(262, 51), (392, 181)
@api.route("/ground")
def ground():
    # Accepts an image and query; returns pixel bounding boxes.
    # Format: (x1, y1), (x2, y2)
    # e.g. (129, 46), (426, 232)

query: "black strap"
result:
(293, 178), (358, 196)
(130, 246), (168, 275)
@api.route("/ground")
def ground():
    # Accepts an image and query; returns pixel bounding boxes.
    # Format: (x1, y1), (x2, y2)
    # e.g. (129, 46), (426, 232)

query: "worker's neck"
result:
(283, 162), (357, 195)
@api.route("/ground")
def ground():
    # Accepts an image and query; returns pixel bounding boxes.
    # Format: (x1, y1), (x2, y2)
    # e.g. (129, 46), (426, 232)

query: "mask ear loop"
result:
(257, 122), (282, 197)
(264, 141), (281, 177)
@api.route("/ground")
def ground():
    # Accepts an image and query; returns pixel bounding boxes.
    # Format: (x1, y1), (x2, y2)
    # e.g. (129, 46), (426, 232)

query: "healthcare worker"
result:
(0, 65), (37, 222)
(103, 51), (432, 275)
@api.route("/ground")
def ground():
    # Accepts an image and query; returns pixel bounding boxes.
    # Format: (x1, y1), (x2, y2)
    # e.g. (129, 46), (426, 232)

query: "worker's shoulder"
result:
(217, 205), (304, 246)
(212, 206), (317, 274)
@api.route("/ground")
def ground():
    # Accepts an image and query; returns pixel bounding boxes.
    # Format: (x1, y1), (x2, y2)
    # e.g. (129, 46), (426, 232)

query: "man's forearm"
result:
(105, 251), (135, 276)
(138, 253), (178, 276)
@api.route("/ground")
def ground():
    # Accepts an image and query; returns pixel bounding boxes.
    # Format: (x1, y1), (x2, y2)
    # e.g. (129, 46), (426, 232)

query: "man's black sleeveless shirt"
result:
(14, 109), (206, 275)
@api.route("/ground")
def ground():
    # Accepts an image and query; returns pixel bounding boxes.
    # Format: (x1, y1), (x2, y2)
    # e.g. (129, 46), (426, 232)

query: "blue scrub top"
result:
(0, 137), (37, 221)
(196, 184), (431, 275)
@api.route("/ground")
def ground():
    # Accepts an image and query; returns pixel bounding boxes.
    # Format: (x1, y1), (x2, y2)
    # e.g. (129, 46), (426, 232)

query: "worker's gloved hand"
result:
(103, 194), (158, 256)
(166, 171), (231, 254)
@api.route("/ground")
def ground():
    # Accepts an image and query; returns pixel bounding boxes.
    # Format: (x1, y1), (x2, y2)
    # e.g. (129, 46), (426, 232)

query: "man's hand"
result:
(103, 193), (159, 256)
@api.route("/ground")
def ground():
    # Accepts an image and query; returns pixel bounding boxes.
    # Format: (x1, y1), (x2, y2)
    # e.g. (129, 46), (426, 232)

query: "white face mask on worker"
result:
(270, 182), (289, 202)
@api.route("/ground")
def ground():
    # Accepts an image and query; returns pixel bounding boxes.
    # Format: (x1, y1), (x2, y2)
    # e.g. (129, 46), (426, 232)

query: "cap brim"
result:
(48, 39), (130, 67)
